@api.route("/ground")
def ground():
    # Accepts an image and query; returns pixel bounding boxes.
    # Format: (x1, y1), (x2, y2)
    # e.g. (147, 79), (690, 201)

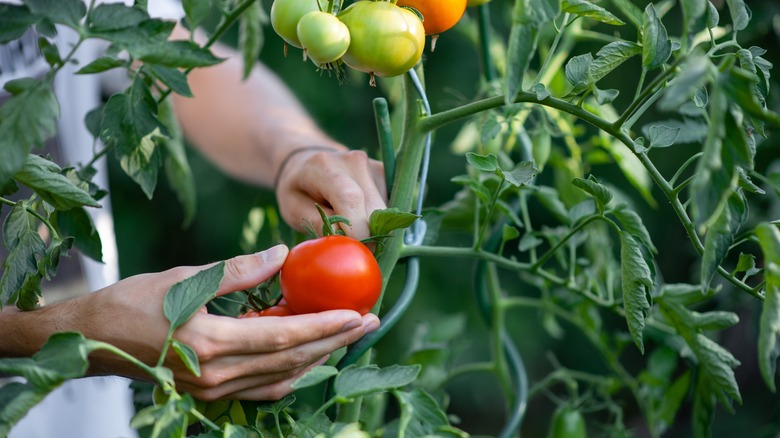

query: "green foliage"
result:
(1, 0), (780, 437)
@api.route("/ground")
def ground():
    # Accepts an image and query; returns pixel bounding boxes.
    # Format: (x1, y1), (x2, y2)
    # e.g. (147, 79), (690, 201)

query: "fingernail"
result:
(363, 319), (380, 334)
(260, 244), (287, 263)
(340, 318), (361, 332)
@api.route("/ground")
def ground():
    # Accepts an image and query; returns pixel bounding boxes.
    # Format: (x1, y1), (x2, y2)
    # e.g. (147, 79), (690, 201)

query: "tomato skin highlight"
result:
(280, 235), (382, 315)
(396, 0), (467, 35)
(338, 1), (425, 78)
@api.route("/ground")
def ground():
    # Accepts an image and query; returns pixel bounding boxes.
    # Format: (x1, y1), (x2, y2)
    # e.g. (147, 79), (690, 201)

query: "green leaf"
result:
(0, 382), (48, 437)
(642, 119), (708, 145)
(159, 99), (197, 226)
(334, 364), (421, 399)
(239, 0), (264, 80)
(502, 224), (520, 242)
(608, 0), (643, 29)
(0, 203), (46, 307)
(148, 65), (193, 98)
(562, 0), (624, 25)
(292, 366), (339, 390)
(656, 371), (691, 433)
(393, 389), (450, 436)
(76, 56), (127, 74)
(505, 23), (539, 105)
(88, 2), (148, 32)
(723, 67), (780, 126)
(100, 76), (166, 198)
(565, 53), (593, 90)
(0, 79), (59, 187)
(594, 87), (619, 105)
(690, 310), (740, 331)
(601, 140), (656, 207)
(0, 4), (38, 43)
(466, 152), (499, 172)
(37, 37), (61, 67)
(646, 124), (680, 149)
(641, 4), (672, 70)
(690, 84), (736, 228)
(681, 0), (707, 32)
(701, 193), (746, 291)
(611, 203), (657, 253)
(171, 339), (201, 377)
(503, 161), (538, 187)
(183, 0), (214, 29)
(659, 55), (715, 111)
(725, 0), (750, 31)
(756, 223), (780, 392)
(257, 394), (296, 415)
(0, 332), (97, 389)
(369, 208), (420, 237)
(13, 155), (100, 210)
(24, 0), (86, 29)
(163, 262), (225, 330)
(620, 231), (653, 353)
(480, 117), (502, 146)
(572, 175), (612, 212)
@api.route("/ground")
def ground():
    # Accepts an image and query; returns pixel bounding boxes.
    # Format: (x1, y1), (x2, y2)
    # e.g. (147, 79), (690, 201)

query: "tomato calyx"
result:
(301, 203), (352, 239)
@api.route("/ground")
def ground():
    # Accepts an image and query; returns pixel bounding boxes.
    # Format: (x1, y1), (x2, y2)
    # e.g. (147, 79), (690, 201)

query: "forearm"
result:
(170, 29), (345, 188)
(0, 299), (82, 358)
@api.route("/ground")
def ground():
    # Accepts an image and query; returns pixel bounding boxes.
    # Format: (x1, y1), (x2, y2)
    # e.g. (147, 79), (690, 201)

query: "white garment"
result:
(1, 2), (184, 437)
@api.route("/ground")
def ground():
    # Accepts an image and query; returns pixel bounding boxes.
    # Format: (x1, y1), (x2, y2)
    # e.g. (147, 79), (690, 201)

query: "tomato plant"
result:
(338, 1), (425, 82)
(280, 235), (382, 315)
(396, 0), (467, 36)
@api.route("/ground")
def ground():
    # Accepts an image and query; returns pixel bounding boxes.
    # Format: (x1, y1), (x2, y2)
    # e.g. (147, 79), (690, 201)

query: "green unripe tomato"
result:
(467, 0), (492, 6)
(270, 0), (323, 48)
(338, 1), (425, 79)
(548, 406), (587, 438)
(297, 11), (351, 66)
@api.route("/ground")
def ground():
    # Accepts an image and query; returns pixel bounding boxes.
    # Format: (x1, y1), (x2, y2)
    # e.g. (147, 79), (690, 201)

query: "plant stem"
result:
(0, 197), (62, 241)
(534, 13), (570, 85)
(475, 178), (505, 249)
(530, 215), (601, 272)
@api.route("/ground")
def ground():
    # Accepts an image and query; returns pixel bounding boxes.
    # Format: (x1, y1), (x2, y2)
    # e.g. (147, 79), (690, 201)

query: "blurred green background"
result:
(109, 1), (780, 436)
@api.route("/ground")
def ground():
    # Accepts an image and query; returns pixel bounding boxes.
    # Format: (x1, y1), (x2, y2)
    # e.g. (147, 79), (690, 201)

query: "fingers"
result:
(176, 312), (380, 401)
(276, 149), (388, 241)
(216, 245), (288, 297)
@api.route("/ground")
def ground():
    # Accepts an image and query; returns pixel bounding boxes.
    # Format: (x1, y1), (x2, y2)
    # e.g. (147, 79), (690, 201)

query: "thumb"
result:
(216, 244), (289, 296)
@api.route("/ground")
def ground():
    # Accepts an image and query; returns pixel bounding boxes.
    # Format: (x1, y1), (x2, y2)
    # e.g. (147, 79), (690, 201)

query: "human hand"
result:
(275, 148), (388, 241)
(81, 245), (380, 400)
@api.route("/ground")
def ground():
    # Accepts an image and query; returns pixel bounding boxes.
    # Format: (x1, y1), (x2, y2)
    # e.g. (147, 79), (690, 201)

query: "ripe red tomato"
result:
(280, 235), (382, 315)
(240, 302), (296, 318)
(338, 1), (425, 79)
(396, 0), (467, 35)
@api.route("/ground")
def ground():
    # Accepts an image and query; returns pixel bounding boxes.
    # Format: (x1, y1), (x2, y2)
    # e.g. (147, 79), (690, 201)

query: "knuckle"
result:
(283, 350), (311, 371)
(224, 257), (251, 281)
(267, 331), (293, 351)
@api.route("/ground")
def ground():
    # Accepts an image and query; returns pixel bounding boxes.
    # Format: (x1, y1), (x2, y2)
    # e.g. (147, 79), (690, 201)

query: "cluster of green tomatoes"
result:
(270, 0), (473, 84)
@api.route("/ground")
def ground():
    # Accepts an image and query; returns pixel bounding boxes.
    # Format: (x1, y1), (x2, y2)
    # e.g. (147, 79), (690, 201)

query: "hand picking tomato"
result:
(396, 0), (467, 36)
(338, 1), (425, 82)
(280, 235), (382, 315)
